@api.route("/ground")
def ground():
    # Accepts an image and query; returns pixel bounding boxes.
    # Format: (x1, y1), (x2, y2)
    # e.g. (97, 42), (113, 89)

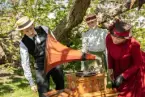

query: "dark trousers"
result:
(35, 66), (64, 97)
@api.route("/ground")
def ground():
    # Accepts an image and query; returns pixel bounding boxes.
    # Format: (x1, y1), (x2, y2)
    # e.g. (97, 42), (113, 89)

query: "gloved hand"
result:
(31, 85), (38, 92)
(111, 80), (116, 88)
(114, 75), (124, 88)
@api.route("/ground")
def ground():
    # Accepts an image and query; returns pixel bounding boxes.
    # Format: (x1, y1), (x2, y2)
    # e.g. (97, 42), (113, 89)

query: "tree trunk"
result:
(53, 0), (91, 42)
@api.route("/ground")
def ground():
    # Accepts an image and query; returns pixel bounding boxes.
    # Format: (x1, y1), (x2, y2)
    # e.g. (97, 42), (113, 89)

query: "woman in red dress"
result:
(106, 20), (145, 97)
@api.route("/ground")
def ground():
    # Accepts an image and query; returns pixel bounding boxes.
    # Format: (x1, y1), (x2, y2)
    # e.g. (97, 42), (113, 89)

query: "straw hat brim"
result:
(15, 20), (34, 31)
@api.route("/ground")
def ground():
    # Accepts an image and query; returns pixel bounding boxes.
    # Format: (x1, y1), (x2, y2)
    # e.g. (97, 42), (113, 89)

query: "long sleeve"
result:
(122, 42), (142, 79)
(82, 28), (108, 52)
(20, 41), (34, 86)
(82, 33), (88, 53)
(41, 25), (56, 39)
(41, 26), (49, 34)
(81, 33), (88, 70)
(104, 32), (108, 69)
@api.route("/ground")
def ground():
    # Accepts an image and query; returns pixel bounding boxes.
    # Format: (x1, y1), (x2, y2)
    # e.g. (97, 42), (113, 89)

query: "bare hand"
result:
(31, 85), (38, 92)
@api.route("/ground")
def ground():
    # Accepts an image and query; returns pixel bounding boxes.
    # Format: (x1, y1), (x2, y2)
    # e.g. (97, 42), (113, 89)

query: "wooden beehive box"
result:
(66, 73), (106, 93)
(43, 89), (76, 97)
(65, 73), (118, 97)
(44, 73), (118, 97)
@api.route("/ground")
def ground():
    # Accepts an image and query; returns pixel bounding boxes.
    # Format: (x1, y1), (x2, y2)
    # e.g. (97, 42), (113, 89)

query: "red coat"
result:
(106, 34), (145, 97)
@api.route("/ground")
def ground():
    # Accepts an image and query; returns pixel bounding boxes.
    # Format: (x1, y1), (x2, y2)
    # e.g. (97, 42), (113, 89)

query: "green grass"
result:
(0, 65), (59, 97)
(0, 86), (38, 97)
(0, 65), (39, 97)
(0, 76), (38, 97)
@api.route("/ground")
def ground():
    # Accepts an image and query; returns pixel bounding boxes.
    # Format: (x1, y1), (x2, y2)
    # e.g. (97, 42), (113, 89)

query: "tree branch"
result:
(53, 0), (91, 42)
(99, 2), (145, 28)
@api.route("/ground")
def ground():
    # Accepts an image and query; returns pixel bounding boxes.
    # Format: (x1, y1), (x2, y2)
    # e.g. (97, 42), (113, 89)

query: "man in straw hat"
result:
(15, 16), (64, 97)
(81, 14), (108, 73)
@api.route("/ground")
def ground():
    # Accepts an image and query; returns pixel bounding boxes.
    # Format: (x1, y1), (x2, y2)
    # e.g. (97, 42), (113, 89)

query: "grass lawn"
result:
(0, 64), (68, 97)
(0, 65), (39, 97)
(0, 64), (59, 97)
(0, 86), (38, 97)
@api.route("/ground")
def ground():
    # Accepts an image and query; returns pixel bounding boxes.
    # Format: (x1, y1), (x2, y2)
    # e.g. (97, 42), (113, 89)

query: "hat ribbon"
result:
(18, 20), (32, 29)
(113, 28), (130, 37)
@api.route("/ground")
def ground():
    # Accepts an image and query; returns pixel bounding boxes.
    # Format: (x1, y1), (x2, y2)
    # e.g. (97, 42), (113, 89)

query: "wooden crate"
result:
(80, 89), (118, 97)
(44, 73), (118, 97)
(66, 73), (106, 93)
(43, 89), (118, 97)
(65, 73), (118, 97)
(43, 89), (75, 97)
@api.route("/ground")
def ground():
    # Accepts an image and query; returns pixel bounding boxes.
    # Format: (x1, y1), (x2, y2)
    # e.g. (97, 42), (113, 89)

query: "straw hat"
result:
(15, 16), (34, 31)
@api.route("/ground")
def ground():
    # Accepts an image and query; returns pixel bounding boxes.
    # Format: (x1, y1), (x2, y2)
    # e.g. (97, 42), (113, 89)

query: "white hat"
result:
(15, 16), (34, 31)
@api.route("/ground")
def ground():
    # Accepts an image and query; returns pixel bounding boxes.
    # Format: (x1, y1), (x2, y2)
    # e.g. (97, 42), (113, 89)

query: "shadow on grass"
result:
(0, 68), (30, 96)
(10, 76), (29, 88)
(0, 82), (14, 95)
(0, 73), (11, 77)
(13, 68), (25, 76)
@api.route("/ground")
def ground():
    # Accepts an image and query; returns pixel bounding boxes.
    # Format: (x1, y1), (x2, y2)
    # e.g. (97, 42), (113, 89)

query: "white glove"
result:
(31, 85), (38, 92)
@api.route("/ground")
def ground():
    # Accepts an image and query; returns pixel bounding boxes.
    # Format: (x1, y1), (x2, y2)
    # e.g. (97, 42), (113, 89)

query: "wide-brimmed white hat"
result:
(15, 16), (34, 31)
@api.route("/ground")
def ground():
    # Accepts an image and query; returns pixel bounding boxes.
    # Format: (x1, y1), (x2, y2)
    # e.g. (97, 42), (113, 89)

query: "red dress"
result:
(106, 34), (145, 97)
